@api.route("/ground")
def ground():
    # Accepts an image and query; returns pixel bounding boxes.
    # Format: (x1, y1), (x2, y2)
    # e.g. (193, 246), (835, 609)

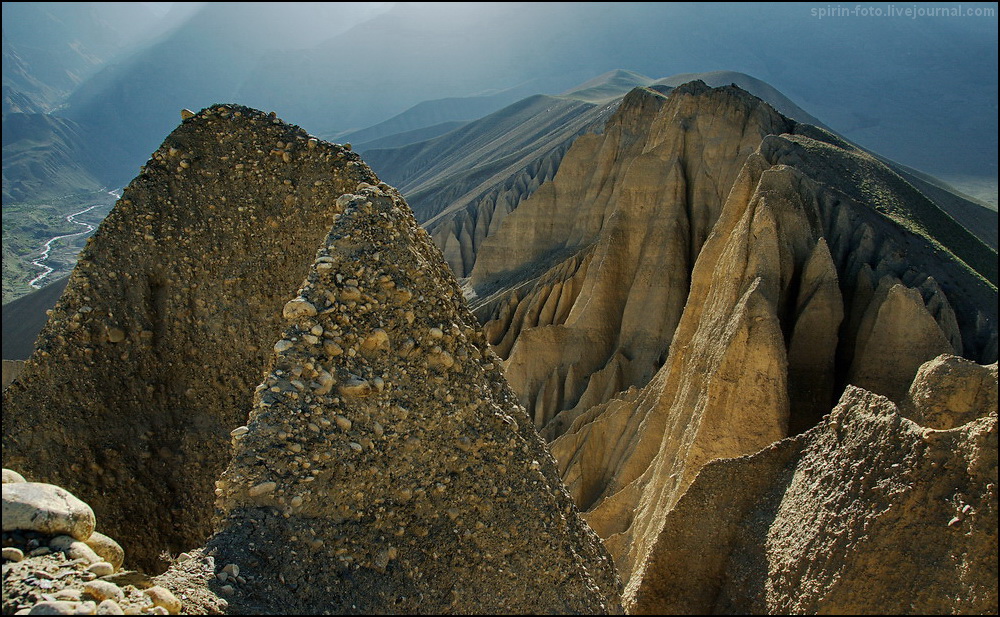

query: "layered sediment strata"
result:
(465, 82), (997, 596)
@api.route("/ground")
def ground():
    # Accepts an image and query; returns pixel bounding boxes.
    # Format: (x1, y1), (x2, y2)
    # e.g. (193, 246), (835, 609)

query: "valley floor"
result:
(2, 192), (116, 304)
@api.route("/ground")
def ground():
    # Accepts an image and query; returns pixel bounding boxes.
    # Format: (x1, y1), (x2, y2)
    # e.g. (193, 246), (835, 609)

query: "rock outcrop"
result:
(903, 354), (998, 430)
(200, 184), (620, 614)
(2, 105), (379, 569)
(3, 481), (96, 541)
(626, 355), (998, 615)
(464, 81), (997, 596)
(3, 106), (621, 613)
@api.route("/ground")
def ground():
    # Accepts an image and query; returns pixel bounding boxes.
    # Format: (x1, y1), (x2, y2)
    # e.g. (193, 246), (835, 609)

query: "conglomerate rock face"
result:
(2, 104), (379, 569)
(2, 105), (621, 612)
(205, 184), (621, 614)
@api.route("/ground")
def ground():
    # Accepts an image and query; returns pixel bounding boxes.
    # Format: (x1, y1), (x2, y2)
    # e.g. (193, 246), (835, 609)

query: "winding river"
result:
(27, 190), (119, 290)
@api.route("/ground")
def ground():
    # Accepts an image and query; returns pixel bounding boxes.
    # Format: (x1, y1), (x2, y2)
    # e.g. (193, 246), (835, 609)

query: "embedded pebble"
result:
(83, 580), (123, 602)
(2, 546), (25, 561)
(83, 532), (124, 572)
(106, 327), (126, 343)
(248, 482), (277, 497)
(143, 586), (181, 614)
(95, 599), (124, 615)
(314, 371), (335, 395)
(362, 329), (390, 351)
(26, 601), (97, 615)
(339, 377), (372, 397)
(48, 536), (102, 564)
(340, 286), (363, 302)
(283, 298), (317, 319)
(52, 590), (82, 602)
(86, 561), (115, 577)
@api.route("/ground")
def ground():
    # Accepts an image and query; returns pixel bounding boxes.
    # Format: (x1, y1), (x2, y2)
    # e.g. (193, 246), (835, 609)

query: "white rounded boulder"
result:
(2, 482), (96, 541)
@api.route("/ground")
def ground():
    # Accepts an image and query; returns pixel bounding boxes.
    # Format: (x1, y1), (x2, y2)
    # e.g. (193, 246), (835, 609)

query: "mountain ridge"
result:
(5, 71), (995, 361)
(5, 2), (994, 207)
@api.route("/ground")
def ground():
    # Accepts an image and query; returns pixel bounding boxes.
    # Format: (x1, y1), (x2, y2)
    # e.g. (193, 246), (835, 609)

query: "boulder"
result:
(2, 483), (95, 540)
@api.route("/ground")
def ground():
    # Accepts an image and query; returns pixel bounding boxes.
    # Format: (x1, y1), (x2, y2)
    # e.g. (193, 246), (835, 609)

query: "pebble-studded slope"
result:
(2, 105), (379, 571)
(204, 184), (622, 614)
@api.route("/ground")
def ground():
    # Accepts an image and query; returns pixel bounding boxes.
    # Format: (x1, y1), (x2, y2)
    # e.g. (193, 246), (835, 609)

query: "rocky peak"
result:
(205, 184), (621, 613)
(468, 82), (799, 438)
(2, 104), (622, 612)
(2, 104), (379, 569)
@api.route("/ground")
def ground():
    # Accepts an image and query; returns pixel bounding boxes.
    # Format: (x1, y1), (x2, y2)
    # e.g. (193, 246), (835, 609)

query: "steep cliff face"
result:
(204, 184), (621, 614)
(467, 81), (997, 593)
(469, 83), (799, 437)
(627, 356), (997, 615)
(2, 105), (379, 570)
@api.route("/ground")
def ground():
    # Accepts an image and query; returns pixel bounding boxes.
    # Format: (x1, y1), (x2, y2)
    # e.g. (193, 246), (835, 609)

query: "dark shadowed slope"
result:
(1, 276), (68, 361)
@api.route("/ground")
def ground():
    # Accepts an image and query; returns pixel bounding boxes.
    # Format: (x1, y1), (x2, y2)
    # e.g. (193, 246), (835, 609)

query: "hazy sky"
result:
(140, 2), (175, 17)
(4, 2), (997, 196)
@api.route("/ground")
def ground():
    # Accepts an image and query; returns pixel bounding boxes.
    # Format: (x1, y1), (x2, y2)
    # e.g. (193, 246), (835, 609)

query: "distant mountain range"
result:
(2, 2), (996, 204)
(4, 65), (997, 358)
(2, 2), (997, 362)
